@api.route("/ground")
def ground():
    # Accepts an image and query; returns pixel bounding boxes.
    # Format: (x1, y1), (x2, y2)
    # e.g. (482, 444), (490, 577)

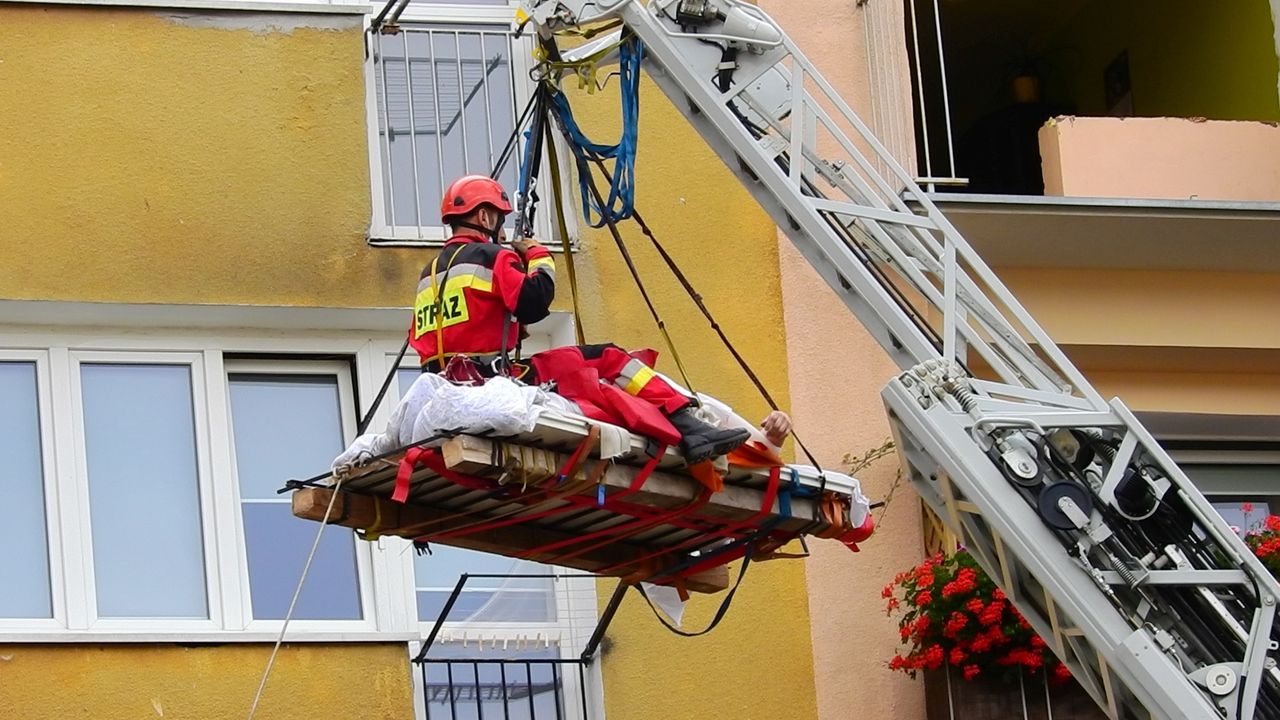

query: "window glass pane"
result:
(0, 362), (52, 618)
(230, 373), (362, 620)
(82, 363), (208, 618)
(374, 26), (517, 228)
(415, 547), (556, 623)
(397, 367), (423, 398)
(1211, 500), (1274, 537)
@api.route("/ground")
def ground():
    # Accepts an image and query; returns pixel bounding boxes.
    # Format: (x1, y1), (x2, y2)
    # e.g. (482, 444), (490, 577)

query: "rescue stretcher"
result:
(289, 410), (873, 596)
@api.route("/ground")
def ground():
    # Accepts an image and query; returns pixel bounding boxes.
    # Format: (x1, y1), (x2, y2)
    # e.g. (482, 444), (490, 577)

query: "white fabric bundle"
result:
(331, 373), (583, 473)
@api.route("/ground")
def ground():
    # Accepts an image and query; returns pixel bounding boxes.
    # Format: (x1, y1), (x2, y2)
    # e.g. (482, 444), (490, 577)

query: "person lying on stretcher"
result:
(407, 175), (759, 465)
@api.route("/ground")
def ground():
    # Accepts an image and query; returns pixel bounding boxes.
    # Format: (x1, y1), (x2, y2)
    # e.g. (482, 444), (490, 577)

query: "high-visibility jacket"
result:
(408, 233), (556, 366)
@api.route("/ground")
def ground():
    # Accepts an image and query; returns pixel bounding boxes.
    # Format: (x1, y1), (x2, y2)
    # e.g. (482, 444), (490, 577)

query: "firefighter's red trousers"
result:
(527, 344), (691, 415)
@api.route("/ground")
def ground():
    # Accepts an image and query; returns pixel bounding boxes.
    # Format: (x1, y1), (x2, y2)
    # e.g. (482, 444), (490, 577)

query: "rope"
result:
(547, 36), (641, 228)
(580, 155), (826, 473)
(572, 154), (697, 395)
(544, 114), (587, 345)
(513, 86), (549, 238)
(247, 475), (345, 719)
(635, 550), (752, 637)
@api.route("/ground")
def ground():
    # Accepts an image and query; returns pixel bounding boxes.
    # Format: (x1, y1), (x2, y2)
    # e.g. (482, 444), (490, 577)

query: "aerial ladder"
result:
(516, 1), (1280, 717)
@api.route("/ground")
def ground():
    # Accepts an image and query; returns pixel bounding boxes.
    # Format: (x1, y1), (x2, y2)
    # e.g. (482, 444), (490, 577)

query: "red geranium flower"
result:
(887, 549), (1056, 683)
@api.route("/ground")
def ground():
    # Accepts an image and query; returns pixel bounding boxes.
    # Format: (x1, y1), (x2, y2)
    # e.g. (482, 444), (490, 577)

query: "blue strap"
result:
(777, 470), (795, 519)
(548, 37), (643, 228)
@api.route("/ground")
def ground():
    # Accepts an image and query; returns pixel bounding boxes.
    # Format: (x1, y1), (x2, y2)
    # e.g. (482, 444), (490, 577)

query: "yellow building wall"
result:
(0, 7), (419, 719)
(0, 644), (413, 719)
(564, 77), (820, 720)
(1041, 0), (1280, 121)
(0, 4), (426, 310)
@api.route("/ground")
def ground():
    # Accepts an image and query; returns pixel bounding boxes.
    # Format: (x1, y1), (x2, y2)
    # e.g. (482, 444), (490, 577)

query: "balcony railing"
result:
(413, 574), (627, 720)
(418, 657), (589, 720)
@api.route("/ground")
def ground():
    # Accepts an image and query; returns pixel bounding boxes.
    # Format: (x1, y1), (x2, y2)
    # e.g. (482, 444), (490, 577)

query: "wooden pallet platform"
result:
(293, 418), (863, 595)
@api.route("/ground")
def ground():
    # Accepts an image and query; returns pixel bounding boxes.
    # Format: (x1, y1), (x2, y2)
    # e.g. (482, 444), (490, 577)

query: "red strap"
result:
(392, 446), (431, 503)
(551, 489), (713, 565)
(597, 465), (783, 577)
(516, 449), (665, 560)
(837, 513), (876, 552)
(394, 445), (501, 504)
(656, 466), (786, 582)
(422, 434), (608, 542)
(415, 448), (509, 492)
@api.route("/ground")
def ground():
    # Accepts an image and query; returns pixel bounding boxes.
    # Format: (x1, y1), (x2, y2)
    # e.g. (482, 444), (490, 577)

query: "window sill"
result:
(0, 0), (371, 15)
(367, 236), (577, 253)
(0, 630), (419, 644)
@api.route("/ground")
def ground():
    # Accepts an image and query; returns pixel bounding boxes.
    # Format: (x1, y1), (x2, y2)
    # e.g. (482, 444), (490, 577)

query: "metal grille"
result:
(372, 25), (520, 237)
(418, 657), (590, 720)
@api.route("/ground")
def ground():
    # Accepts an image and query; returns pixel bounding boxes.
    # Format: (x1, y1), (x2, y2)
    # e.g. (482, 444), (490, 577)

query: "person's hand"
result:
(512, 237), (543, 257)
(761, 410), (792, 446)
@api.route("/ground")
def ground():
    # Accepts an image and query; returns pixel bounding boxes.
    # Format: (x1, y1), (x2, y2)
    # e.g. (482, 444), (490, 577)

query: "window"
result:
(0, 316), (589, 653)
(227, 367), (364, 622)
(367, 11), (527, 243)
(415, 548), (556, 624)
(415, 644), (578, 720)
(1212, 499), (1273, 538)
(80, 363), (209, 619)
(0, 360), (53, 619)
(0, 335), (389, 638)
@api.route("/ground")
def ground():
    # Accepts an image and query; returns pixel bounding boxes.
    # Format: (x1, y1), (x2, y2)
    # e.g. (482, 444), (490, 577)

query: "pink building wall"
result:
(759, 1), (927, 718)
(1040, 116), (1280, 201)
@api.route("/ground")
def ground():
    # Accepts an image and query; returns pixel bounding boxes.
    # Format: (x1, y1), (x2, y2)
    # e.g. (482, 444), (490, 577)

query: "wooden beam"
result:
(292, 487), (730, 594)
(440, 435), (826, 535)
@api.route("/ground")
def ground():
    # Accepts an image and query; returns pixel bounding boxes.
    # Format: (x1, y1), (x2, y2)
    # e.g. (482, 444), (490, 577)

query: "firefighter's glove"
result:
(512, 237), (543, 258)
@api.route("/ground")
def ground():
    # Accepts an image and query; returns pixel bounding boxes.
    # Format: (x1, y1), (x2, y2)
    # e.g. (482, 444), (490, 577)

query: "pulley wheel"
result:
(1037, 482), (1093, 531)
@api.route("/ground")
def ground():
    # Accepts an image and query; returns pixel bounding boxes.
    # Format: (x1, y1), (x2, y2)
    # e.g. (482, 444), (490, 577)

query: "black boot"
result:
(667, 406), (751, 465)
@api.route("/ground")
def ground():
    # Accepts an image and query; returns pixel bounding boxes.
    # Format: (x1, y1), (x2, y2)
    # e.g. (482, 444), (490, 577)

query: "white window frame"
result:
(0, 327), (410, 641)
(364, 2), (579, 249)
(223, 358), (380, 634)
(66, 350), (225, 633)
(0, 349), (67, 633)
(1, 0), (370, 15)
(0, 311), (593, 650)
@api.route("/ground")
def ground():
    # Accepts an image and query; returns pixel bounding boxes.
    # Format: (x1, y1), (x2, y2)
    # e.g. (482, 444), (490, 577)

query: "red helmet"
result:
(440, 175), (512, 223)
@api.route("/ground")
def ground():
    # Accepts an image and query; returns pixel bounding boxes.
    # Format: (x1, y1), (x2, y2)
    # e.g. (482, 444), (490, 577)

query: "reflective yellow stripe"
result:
(621, 365), (656, 396)
(527, 255), (556, 274)
(417, 272), (493, 296)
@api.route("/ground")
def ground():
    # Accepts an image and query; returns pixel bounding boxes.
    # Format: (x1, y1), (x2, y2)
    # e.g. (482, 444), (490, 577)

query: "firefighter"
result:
(409, 175), (751, 464)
